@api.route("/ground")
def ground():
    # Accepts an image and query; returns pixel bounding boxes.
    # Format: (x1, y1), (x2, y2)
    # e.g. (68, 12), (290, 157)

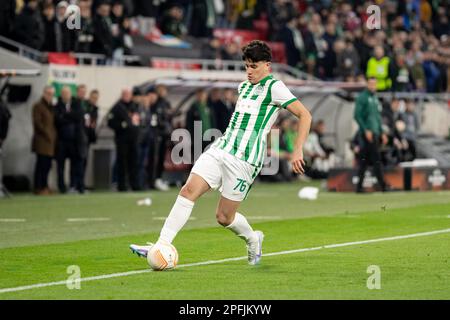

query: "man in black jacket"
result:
(13, 0), (44, 50)
(55, 86), (88, 194)
(92, 1), (114, 58)
(108, 88), (140, 191)
(147, 85), (173, 191)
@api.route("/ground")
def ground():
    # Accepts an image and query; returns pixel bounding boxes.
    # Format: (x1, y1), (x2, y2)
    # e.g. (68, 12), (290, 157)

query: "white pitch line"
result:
(152, 217), (197, 221)
(66, 218), (110, 222)
(1, 228), (450, 294)
(247, 216), (282, 220)
(0, 219), (26, 222)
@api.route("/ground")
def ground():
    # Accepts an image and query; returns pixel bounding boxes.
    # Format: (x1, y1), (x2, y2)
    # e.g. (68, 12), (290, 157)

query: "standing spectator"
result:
(55, 86), (87, 194)
(92, 1), (114, 58)
(0, 0), (15, 38)
(186, 88), (215, 158)
(75, 0), (95, 53)
(214, 88), (234, 134)
(335, 38), (360, 81)
(136, 91), (156, 189)
(110, 0), (132, 62)
(391, 53), (414, 91)
(187, 0), (216, 37)
(81, 88), (99, 183)
(366, 46), (393, 91)
(147, 85), (173, 191)
(32, 86), (57, 195)
(107, 88), (140, 191)
(41, 3), (57, 52)
(13, 0), (44, 50)
(208, 88), (230, 134)
(321, 22), (338, 79)
(278, 15), (303, 69)
(354, 78), (389, 193)
(85, 89), (99, 147)
(54, 1), (76, 52)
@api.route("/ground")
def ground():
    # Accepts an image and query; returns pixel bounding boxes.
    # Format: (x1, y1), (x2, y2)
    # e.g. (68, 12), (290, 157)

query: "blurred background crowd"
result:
(0, 0), (449, 92)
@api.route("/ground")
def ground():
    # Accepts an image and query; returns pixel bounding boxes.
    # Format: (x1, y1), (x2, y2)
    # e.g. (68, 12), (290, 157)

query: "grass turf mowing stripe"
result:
(1, 227), (450, 294)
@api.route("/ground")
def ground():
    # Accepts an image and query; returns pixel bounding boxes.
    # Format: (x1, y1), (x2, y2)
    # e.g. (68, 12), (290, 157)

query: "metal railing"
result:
(151, 56), (317, 80)
(0, 35), (141, 66)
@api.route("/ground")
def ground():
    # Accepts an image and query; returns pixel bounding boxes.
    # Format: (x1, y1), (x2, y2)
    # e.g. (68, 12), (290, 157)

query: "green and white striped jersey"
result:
(212, 74), (298, 168)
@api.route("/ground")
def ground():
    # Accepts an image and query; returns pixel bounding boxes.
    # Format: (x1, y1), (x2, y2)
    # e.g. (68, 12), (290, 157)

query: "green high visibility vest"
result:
(366, 57), (392, 91)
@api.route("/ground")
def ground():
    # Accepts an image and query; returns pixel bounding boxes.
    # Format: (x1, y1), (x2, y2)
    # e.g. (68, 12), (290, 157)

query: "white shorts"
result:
(191, 146), (260, 202)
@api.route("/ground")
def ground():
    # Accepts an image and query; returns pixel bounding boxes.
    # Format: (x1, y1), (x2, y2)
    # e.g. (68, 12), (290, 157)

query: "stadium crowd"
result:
(0, 0), (449, 91)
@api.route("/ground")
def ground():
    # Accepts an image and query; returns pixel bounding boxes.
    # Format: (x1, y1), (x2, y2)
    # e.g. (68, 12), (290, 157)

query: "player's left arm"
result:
(286, 99), (312, 175)
(272, 81), (312, 174)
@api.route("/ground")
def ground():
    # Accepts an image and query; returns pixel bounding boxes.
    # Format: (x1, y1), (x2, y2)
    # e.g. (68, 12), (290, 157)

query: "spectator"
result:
(41, 3), (57, 52)
(221, 41), (241, 61)
(92, 1), (114, 58)
(208, 88), (230, 134)
(54, 1), (76, 52)
(107, 88), (140, 191)
(55, 86), (87, 194)
(366, 46), (393, 91)
(110, 0), (132, 61)
(335, 38), (360, 81)
(0, 0), (15, 38)
(186, 88), (215, 158)
(303, 120), (335, 179)
(400, 99), (420, 160)
(147, 85), (173, 191)
(82, 89), (99, 182)
(160, 4), (187, 38)
(392, 53), (415, 91)
(278, 14), (303, 69)
(136, 91), (154, 190)
(186, 0), (216, 37)
(32, 86), (57, 195)
(13, 0), (44, 50)
(85, 89), (99, 146)
(75, 0), (95, 53)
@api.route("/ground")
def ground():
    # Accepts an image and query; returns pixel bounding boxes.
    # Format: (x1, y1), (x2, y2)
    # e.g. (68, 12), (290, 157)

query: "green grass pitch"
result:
(0, 181), (449, 299)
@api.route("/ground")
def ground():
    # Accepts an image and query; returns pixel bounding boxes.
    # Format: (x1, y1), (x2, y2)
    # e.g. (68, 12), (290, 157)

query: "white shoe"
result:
(129, 242), (154, 258)
(155, 179), (169, 191)
(247, 231), (264, 265)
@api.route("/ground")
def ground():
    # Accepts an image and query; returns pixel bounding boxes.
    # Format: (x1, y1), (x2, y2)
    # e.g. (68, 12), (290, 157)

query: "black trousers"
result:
(147, 135), (167, 188)
(34, 154), (52, 191)
(56, 142), (84, 193)
(356, 134), (386, 191)
(116, 139), (139, 191)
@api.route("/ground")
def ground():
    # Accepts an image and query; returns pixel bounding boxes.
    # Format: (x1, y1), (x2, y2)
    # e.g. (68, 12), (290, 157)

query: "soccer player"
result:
(130, 40), (312, 265)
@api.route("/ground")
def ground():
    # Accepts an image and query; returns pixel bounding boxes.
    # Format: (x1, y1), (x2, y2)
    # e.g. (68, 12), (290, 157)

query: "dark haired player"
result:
(131, 40), (312, 265)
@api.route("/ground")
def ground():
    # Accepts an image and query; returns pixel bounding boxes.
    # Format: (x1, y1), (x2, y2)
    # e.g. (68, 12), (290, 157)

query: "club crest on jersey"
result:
(254, 85), (264, 95)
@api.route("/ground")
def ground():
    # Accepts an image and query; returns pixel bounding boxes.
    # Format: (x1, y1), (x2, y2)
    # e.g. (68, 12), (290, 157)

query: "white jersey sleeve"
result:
(271, 80), (298, 109)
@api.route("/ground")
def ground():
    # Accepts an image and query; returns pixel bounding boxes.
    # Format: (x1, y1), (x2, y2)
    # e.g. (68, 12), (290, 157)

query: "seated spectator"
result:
(160, 4), (187, 38)
(400, 99), (420, 160)
(303, 120), (336, 179)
